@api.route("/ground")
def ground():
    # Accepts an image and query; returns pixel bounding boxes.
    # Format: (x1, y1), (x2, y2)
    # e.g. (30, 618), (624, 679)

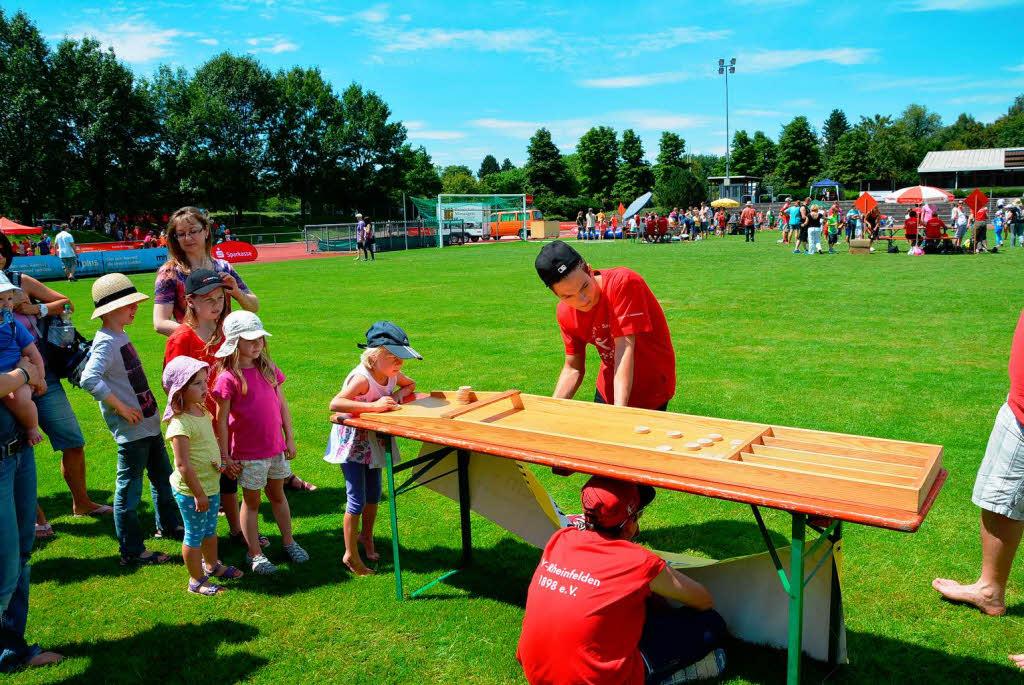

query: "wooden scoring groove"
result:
(749, 444), (922, 478)
(440, 390), (522, 419)
(738, 451), (918, 485)
(762, 436), (930, 466)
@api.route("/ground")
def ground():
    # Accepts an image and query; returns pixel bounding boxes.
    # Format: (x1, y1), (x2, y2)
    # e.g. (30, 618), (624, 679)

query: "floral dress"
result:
(323, 364), (399, 468)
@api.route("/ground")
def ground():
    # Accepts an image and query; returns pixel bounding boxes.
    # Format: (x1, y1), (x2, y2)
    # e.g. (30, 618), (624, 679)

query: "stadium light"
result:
(717, 57), (737, 183)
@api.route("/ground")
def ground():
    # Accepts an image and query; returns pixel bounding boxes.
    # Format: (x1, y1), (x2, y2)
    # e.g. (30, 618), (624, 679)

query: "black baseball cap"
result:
(535, 240), (584, 288)
(358, 321), (422, 360)
(185, 269), (227, 296)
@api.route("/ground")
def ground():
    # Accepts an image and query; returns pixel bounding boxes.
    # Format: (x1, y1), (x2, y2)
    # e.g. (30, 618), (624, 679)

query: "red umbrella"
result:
(882, 186), (954, 204)
(0, 217), (42, 235)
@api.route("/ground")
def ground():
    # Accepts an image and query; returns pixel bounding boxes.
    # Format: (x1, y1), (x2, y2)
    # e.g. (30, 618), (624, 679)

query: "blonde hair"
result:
(183, 290), (227, 356)
(360, 346), (395, 371)
(164, 207), (213, 273)
(215, 340), (279, 396)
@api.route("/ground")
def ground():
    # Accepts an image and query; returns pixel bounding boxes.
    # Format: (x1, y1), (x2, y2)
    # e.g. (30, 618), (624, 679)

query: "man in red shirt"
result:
(655, 214), (668, 242)
(534, 241), (675, 410)
(923, 215), (947, 252)
(903, 209), (919, 248)
(740, 201), (756, 242)
(933, 309), (1024, 670)
(517, 476), (726, 684)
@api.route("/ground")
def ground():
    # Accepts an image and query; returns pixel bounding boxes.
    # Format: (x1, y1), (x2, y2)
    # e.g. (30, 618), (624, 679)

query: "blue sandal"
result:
(188, 575), (226, 596)
(206, 561), (244, 580)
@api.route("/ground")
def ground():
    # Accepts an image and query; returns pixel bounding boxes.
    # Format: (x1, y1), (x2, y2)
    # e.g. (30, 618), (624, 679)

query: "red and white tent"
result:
(0, 217), (42, 235)
(882, 186), (955, 205)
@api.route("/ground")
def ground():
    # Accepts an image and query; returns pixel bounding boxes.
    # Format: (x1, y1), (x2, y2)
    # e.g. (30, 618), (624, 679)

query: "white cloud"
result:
(1009, 64), (1024, 72)
(644, 26), (732, 50)
(740, 48), (876, 73)
(950, 93), (1018, 105)
(250, 40), (298, 54)
(355, 4), (390, 23)
(398, 14), (412, 21)
(578, 71), (699, 88)
(405, 120), (467, 140)
(198, 38), (218, 45)
(64, 17), (194, 63)
(901, 0), (1017, 10)
(469, 110), (712, 143)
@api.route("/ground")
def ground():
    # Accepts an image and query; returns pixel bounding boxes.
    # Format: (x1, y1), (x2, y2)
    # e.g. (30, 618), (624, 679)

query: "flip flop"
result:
(35, 523), (55, 538)
(285, 474), (318, 491)
(73, 504), (113, 518)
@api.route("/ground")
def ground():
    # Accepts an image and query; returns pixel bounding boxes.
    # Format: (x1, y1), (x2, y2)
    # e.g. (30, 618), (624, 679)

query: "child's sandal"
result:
(206, 561), (244, 580)
(120, 550), (171, 566)
(283, 543), (309, 564)
(188, 575), (226, 596)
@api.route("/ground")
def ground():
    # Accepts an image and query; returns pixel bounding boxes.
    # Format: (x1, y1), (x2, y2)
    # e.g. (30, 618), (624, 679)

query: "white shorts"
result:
(237, 453), (292, 490)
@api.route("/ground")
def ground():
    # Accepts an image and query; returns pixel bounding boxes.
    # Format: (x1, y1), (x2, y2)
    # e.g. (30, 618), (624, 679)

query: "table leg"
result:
(457, 449), (472, 567)
(787, 513), (807, 685)
(385, 437), (403, 601)
(827, 522), (844, 666)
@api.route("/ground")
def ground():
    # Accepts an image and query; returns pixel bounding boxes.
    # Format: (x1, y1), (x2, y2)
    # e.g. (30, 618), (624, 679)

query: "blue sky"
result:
(14, 0), (1024, 169)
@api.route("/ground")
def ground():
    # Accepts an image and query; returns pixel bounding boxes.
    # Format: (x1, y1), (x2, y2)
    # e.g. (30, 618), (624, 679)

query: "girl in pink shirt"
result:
(212, 311), (308, 575)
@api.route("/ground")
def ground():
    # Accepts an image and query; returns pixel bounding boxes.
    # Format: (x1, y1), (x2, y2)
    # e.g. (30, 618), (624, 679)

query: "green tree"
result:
(655, 131), (686, 186)
(576, 126), (618, 201)
(867, 119), (917, 185)
(500, 157), (514, 171)
(655, 167), (704, 208)
(336, 82), (408, 216)
(614, 129), (654, 202)
(51, 37), (158, 213)
(937, 113), (993, 150)
(729, 130), (756, 175)
(821, 109), (849, 163)
(988, 96), (1024, 147)
(826, 128), (870, 187)
(143, 65), (193, 210)
(478, 154), (500, 179)
(776, 116), (821, 188)
(896, 104), (943, 167)
(750, 131), (777, 179)
(401, 145), (442, 198)
(440, 165), (478, 194)
(0, 10), (61, 220)
(525, 128), (574, 197)
(480, 167), (526, 194)
(267, 66), (343, 222)
(179, 53), (276, 220)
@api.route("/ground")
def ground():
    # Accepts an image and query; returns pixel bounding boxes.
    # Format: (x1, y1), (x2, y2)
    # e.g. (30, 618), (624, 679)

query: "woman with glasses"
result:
(153, 207), (317, 495)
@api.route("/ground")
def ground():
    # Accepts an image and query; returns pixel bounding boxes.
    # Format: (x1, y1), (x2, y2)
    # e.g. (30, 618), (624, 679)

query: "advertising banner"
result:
(10, 248), (169, 281)
(212, 241), (258, 263)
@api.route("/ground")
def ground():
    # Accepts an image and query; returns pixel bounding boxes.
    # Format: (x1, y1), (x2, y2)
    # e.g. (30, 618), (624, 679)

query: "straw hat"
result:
(91, 273), (149, 319)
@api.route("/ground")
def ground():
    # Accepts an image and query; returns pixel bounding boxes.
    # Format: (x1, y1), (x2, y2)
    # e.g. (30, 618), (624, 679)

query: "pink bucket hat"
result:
(161, 355), (209, 421)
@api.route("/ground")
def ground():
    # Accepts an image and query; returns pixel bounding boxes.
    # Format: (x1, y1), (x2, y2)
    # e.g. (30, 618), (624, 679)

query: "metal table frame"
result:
(382, 438), (848, 684)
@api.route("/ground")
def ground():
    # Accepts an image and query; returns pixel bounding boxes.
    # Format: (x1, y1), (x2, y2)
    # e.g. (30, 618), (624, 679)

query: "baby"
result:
(0, 280), (46, 445)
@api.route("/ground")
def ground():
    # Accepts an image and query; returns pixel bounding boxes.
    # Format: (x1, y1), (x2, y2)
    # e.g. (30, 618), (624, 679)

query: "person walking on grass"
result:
(740, 201), (756, 243)
(805, 204), (824, 254)
(53, 224), (76, 282)
(786, 201), (804, 253)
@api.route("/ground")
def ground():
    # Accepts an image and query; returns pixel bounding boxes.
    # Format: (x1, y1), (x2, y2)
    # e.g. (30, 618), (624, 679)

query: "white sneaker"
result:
(869, 247), (875, 252)
(659, 649), (727, 683)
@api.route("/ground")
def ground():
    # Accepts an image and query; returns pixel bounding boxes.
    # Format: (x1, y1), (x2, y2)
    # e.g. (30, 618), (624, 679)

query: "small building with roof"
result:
(918, 148), (1024, 189)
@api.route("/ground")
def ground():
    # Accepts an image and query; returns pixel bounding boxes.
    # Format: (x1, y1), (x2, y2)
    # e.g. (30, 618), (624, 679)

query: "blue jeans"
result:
(0, 446), (41, 671)
(114, 435), (181, 557)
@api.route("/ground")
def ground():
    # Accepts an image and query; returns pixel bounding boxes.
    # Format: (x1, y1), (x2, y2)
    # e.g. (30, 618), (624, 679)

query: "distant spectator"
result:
(586, 208), (596, 239)
(54, 224), (77, 281)
(975, 204), (989, 253)
(575, 211), (585, 239)
(740, 201), (755, 243)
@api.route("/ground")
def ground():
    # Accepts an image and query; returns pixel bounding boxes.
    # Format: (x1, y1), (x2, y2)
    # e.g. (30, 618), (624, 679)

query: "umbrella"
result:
(622, 192), (653, 220)
(882, 186), (954, 204)
(711, 198), (740, 208)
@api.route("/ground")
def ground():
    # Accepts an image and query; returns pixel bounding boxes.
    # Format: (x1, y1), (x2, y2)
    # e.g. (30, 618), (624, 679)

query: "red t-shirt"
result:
(164, 325), (222, 416)
(924, 217), (945, 239)
(517, 527), (666, 685)
(1008, 310), (1024, 425)
(556, 267), (675, 409)
(740, 207), (755, 226)
(904, 217), (919, 235)
(656, 217), (668, 234)
(976, 207), (988, 222)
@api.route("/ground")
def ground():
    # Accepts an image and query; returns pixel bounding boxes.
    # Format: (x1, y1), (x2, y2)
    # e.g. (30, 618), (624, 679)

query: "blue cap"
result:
(358, 321), (422, 360)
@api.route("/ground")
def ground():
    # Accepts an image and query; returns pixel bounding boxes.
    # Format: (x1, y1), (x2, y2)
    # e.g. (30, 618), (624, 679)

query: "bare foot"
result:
(358, 534), (380, 561)
(27, 650), (64, 667)
(931, 578), (1006, 616)
(26, 427), (44, 446)
(343, 553), (375, 576)
(1010, 654), (1024, 669)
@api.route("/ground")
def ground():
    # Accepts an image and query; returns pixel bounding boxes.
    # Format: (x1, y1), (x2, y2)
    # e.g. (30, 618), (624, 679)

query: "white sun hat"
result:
(215, 310), (272, 358)
(91, 273), (149, 319)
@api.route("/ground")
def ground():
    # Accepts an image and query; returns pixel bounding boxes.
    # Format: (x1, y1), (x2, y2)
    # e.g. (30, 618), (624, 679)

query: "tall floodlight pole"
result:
(718, 57), (736, 184)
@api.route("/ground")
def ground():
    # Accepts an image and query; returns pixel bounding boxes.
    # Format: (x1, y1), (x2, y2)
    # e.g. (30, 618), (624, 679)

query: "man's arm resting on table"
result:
(649, 565), (714, 611)
(612, 334), (636, 407)
(553, 352), (586, 400)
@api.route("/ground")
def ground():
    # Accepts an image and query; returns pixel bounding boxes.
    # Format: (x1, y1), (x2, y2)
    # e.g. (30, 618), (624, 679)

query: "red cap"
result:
(581, 476), (654, 529)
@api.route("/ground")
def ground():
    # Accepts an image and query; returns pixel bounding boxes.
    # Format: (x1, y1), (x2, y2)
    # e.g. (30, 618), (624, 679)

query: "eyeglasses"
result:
(174, 227), (206, 240)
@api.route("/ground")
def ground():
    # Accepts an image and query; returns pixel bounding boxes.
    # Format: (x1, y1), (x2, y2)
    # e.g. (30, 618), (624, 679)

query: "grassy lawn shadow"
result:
(32, 555), (151, 585)
(639, 519), (790, 560)
(53, 618), (267, 684)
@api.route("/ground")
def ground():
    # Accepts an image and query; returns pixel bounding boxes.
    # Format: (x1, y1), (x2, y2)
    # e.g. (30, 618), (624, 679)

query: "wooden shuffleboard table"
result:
(335, 389), (946, 685)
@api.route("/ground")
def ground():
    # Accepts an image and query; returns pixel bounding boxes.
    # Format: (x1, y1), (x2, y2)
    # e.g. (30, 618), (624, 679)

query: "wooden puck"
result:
(707, 433), (723, 441)
(634, 426), (650, 434)
(697, 438), (713, 446)
(666, 430), (683, 439)
(655, 445), (673, 452)
(684, 442), (701, 451)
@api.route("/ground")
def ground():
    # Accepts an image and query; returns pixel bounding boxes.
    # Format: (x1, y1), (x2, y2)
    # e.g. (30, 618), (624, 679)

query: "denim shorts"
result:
(60, 257), (76, 270)
(173, 491), (220, 546)
(973, 403), (1024, 521)
(34, 370), (85, 452)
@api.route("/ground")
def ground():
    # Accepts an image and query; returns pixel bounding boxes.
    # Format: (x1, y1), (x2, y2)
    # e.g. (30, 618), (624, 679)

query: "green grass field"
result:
(9, 236), (1024, 683)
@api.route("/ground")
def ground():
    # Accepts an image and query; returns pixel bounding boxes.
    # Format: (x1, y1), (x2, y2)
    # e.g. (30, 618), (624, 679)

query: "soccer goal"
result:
(409, 194), (531, 247)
